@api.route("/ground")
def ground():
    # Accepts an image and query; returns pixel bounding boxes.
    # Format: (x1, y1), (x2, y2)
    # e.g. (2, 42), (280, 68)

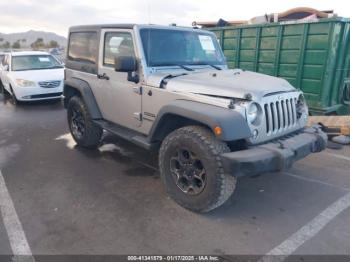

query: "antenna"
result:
(147, 0), (151, 24)
(147, 0), (151, 68)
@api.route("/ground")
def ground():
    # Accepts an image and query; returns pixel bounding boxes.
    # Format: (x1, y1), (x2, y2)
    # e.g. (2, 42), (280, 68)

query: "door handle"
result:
(97, 73), (110, 80)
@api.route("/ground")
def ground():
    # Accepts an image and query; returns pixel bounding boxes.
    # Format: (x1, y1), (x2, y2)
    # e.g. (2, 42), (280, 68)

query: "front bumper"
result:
(222, 125), (327, 177)
(13, 85), (63, 101)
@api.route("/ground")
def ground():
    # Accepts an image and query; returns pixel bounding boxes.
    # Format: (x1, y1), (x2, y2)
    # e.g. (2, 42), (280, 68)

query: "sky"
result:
(0, 0), (349, 37)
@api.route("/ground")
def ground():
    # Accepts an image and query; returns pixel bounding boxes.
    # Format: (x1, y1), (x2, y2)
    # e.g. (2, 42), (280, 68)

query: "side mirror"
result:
(114, 56), (137, 72)
(3, 65), (9, 71)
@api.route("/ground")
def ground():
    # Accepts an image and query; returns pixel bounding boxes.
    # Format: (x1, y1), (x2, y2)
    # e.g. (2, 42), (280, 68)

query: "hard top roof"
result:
(69, 24), (136, 31)
(68, 24), (213, 34)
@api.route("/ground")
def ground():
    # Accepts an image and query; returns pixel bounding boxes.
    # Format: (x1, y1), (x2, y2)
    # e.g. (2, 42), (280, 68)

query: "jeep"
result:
(64, 24), (327, 212)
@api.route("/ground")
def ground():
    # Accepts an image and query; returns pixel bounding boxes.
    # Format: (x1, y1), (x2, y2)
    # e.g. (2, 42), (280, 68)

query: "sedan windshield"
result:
(11, 55), (63, 71)
(140, 28), (226, 67)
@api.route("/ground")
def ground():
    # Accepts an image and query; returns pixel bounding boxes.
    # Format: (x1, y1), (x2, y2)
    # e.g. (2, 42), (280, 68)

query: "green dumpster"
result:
(207, 18), (350, 115)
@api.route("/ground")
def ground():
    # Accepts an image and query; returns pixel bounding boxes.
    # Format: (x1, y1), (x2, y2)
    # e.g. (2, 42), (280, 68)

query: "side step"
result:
(93, 120), (156, 150)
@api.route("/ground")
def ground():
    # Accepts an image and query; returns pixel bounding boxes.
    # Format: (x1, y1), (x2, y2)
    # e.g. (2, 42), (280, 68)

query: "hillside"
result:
(0, 30), (67, 48)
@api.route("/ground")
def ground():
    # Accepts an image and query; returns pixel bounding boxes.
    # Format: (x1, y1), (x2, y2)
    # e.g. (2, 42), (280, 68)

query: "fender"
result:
(148, 100), (252, 142)
(64, 78), (102, 119)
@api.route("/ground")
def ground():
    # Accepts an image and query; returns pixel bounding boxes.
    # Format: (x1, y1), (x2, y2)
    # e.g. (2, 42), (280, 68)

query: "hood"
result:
(10, 68), (64, 82)
(146, 69), (295, 100)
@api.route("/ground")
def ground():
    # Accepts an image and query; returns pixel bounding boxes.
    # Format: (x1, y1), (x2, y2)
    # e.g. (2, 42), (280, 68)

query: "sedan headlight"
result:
(247, 102), (261, 125)
(15, 79), (36, 87)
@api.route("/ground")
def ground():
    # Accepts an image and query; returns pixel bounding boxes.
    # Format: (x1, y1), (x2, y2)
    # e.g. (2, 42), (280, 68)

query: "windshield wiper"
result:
(208, 64), (222, 70)
(177, 64), (194, 71)
(187, 62), (222, 70)
(152, 63), (194, 71)
(196, 63), (222, 70)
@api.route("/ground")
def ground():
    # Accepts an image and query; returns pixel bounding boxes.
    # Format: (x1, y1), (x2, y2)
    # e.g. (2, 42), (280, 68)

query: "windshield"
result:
(11, 55), (63, 71)
(140, 28), (226, 67)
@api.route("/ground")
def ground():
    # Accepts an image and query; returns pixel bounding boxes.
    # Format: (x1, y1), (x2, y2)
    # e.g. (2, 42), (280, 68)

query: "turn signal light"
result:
(214, 126), (222, 136)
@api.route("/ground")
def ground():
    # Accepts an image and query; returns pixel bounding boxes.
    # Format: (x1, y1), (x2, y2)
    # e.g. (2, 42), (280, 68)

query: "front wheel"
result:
(67, 96), (103, 148)
(159, 126), (236, 213)
(10, 86), (19, 104)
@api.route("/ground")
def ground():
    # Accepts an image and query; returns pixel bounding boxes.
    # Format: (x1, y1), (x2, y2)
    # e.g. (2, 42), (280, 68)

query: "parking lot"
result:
(0, 92), (350, 259)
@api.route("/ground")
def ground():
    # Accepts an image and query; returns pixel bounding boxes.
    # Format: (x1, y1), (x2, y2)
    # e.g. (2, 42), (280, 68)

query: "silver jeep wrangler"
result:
(64, 24), (327, 212)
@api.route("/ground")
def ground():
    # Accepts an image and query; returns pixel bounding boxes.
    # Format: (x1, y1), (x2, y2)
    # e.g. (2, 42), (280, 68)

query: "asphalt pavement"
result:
(0, 92), (350, 259)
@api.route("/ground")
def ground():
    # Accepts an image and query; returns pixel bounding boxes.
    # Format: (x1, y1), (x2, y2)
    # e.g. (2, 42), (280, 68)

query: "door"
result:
(97, 29), (142, 130)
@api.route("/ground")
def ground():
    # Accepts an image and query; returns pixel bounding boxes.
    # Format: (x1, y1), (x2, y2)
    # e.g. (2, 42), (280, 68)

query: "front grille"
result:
(264, 97), (298, 134)
(38, 80), (61, 88)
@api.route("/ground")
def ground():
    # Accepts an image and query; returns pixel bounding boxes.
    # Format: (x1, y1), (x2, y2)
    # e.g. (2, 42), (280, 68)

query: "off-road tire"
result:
(67, 96), (103, 148)
(159, 125), (236, 213)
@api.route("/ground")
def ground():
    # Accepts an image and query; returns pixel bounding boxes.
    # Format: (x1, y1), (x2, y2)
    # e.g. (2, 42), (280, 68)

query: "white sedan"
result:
(0, 51), (64, 102)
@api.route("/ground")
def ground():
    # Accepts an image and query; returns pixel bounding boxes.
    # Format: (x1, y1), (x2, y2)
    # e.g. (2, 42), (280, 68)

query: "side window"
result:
(68, 32), (98, 64)
(103, 32), (134, 66)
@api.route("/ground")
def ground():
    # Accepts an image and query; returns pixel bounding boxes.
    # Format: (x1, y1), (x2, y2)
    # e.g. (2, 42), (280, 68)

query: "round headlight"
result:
(247, 102), (259, 124)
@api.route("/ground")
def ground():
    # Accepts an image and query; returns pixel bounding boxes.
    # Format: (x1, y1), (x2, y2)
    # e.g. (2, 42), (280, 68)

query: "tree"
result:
(12, 41), (21, 49)
(30, 38), (45, 49)
(2, 41), (10, 49)
(21, 39), (27, 47)
(47, 40), (59, 48)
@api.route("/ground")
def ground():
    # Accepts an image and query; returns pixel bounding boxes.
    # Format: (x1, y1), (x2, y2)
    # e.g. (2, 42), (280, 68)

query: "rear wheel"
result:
(159, 126), (236, 213)
(67, 96), (103, 148)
